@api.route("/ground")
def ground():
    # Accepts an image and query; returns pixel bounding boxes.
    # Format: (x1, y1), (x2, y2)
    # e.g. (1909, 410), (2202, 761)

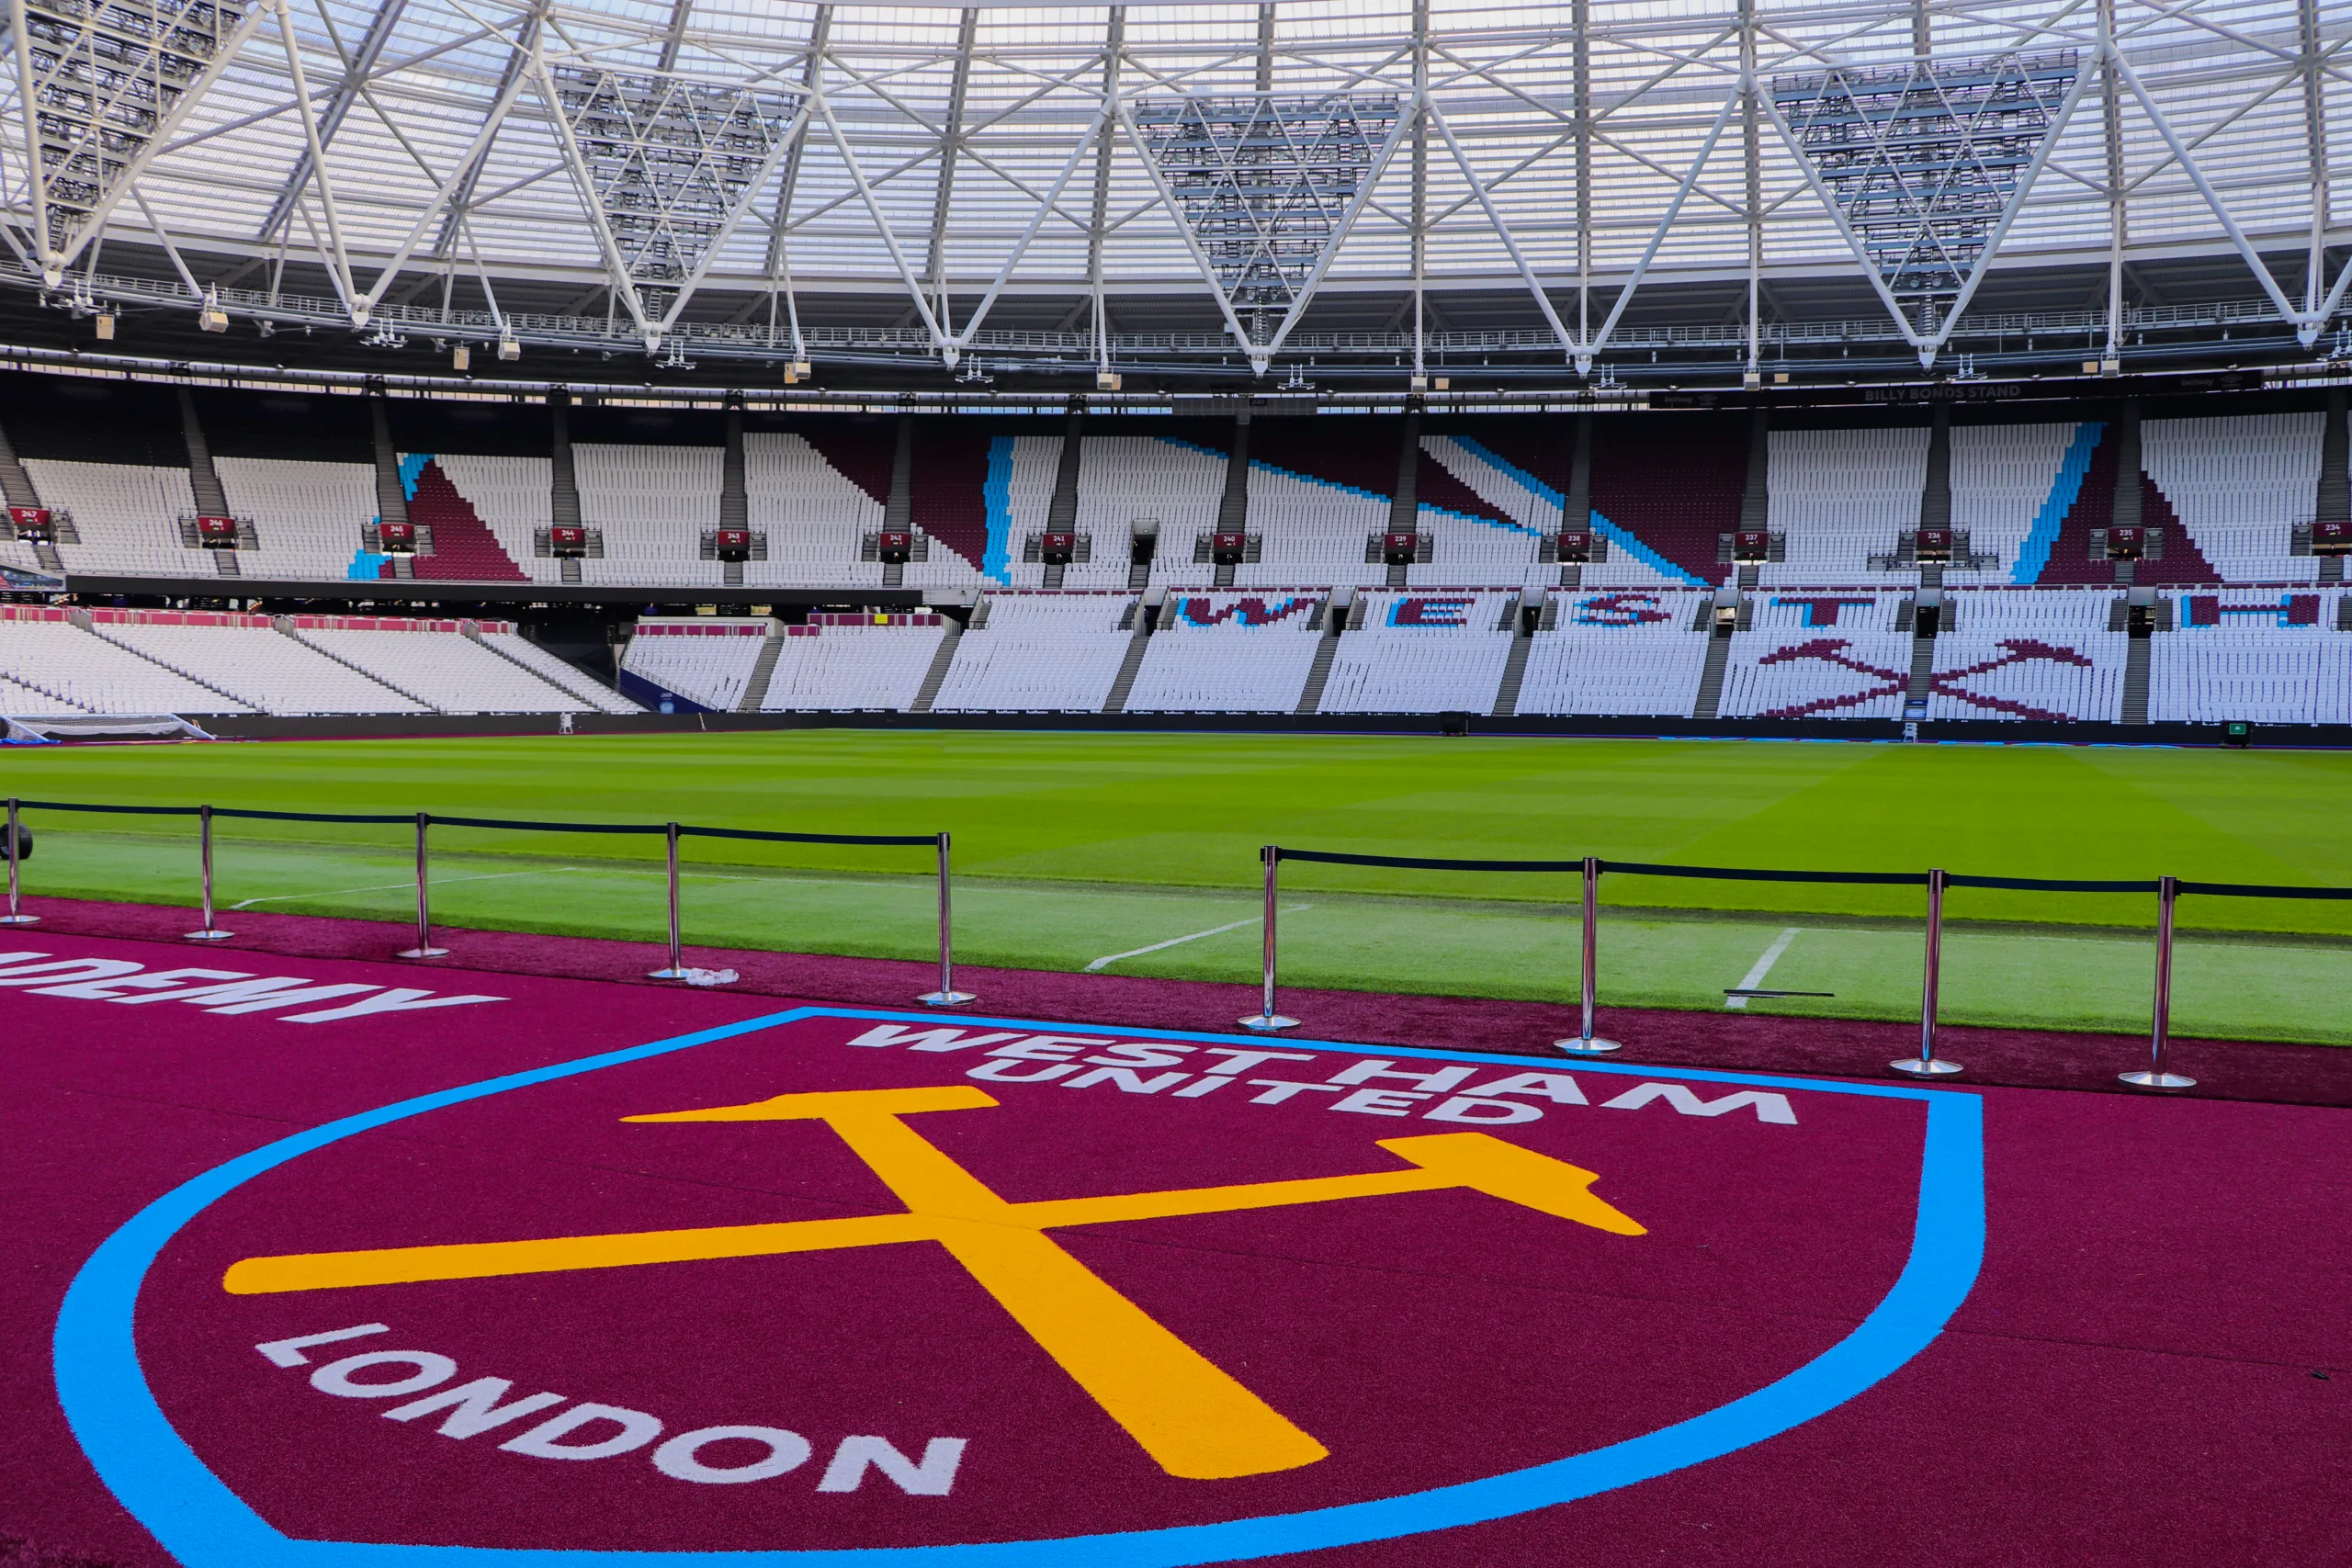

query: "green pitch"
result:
(6, 730), (2350, 1043)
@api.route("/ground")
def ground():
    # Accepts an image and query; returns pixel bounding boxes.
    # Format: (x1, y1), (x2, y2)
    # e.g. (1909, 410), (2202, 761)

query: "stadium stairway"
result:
(1491, 589), (1538, 716)
(370, 396), (411, 536)
(1294, 592), (1344, 713)
(550, 398), (582, 531)
(0, 406), (44, 511)
(1216, 415), (1251, 532)
(908, 613), (966, 713)
(1905, 608), (1936, 711)
(737, 628), (784, 713)
(1690, 597), (1737, 718)
(721, 406), (748, 534)
(2320, 389), (2348, 585)
(175, 388), (232, 517)
(1101, 597), (1158, 713)
(2121, 599), (2154, 724)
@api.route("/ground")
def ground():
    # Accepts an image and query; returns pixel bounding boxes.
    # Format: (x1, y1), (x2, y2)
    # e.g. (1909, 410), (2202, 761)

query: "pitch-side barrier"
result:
(0, 796), (971, 1006)
(1252, 844), (2352, 1089)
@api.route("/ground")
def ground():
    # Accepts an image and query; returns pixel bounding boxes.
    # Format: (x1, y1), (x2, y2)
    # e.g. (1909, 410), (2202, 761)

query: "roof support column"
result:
(746, 4), (828, 356)
(1088, 8), (1125, 381)
(1740, 0), (1761, 384)
(923, 9), (979, 342)
(1409, 0), (1427, 383)
(2100, 0), (2125, 369)
(1573, 0), (1590, 356)
(2301, 0), (2331, 320)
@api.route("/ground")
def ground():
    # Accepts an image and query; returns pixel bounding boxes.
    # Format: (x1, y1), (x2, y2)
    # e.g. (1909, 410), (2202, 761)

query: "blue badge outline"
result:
(57, 1006), (1985, 1568)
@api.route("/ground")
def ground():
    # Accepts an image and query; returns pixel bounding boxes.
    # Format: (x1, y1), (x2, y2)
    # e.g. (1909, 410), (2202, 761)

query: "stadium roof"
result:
(0, 0), (2344, 389)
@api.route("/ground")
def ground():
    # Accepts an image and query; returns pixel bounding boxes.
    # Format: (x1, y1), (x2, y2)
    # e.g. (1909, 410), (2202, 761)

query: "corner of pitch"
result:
(222, 1084), (1645, 1482)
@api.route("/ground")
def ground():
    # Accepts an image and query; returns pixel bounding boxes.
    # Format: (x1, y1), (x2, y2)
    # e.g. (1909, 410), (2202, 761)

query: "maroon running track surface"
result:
(3, 918), (2349, 1568)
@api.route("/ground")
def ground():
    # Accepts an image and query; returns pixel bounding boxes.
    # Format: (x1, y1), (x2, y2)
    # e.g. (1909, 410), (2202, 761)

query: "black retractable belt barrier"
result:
(1258, 846), (2352, 1083)
(0, 796), (956, 998)
(2, 797), (33, 927)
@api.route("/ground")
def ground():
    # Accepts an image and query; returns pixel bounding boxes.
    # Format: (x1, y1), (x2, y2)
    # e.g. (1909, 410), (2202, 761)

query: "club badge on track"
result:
(58, 1009), (1984, 1567)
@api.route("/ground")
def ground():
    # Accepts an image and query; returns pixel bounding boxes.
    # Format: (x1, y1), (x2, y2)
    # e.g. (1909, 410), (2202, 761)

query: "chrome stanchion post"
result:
(185, 804), (232, 942)
(1, 797), (34, 927)
(649, 821), (688, 979)
(397, 811), (447, 958)
(2121, 874), (2194, 1089)
(1238, 845), (1299, 1032)
(1893, 867), (1962, 1077)
(919, 830), (975, 1006)
(1555, 855), (1621, 1053)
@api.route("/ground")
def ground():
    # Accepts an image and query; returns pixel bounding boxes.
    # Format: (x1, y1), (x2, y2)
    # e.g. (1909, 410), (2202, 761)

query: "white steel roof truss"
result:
(536, 44), (803, 349)
(9, 0), (269, 283)
(1761, 51), (2098, 365)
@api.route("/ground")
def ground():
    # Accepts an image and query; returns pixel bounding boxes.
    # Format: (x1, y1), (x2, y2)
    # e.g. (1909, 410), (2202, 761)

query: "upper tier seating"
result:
(292, 626), (581, 713)
(991, 435), (1063, 590)
(1515, 589), (1713, 716)
(743, 432), (887, 589)
(1235, 465), (1390, 590)
(1124, 591), (1326, 711)
(436, 455), (561, 587)
(758, 613), (948, 711)
(575, 444), (723, 589)
(214, 457), (380, 581)
(90, 616), (425, 715)
(1950, 423), (2086, 581)
(1761, 427), (1930, 587)
(0, 611), (250, 713)
(478, 632), (641, 713)
(619, 622), (768, 711)
(17, 459), (209, 580)
(1317, 591), (1516, 714)
(2141, 413), (2326, 585)
(1071, 436), (1227, 592)
(1419, 434), (1690, 589)
(932, 593), (1134, 712)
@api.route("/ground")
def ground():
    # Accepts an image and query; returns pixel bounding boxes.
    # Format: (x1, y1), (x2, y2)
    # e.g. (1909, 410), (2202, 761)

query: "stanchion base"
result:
(1553, 1036), (1622, 1055)
(2120, 1070), (2196, 1089)
(184, 929), (235, 942)
(0, 913), (39, 926)
(920, 990), (977, 1007)
(648, 966), (692, 980)
(1890, 1057), (1965, 1077)
(397, 946), (449, 959)
(1238, 1013), (1299, 1032)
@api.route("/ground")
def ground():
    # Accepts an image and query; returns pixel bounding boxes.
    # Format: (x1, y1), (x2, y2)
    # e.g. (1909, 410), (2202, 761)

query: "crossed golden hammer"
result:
(226, 1085), (1645, 1481)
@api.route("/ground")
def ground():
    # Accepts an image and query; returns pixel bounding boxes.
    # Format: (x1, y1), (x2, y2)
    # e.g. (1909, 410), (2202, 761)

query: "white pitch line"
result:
(231, 868), (569, 910)
(1086, 907), (1313, 973)
(1724, 927), (1803, 1010)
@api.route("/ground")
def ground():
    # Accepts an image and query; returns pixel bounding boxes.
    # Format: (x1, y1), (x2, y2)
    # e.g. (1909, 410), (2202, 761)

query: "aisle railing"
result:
(0, 796), (973, 1006)
(1249, 844), (2352, 1090)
